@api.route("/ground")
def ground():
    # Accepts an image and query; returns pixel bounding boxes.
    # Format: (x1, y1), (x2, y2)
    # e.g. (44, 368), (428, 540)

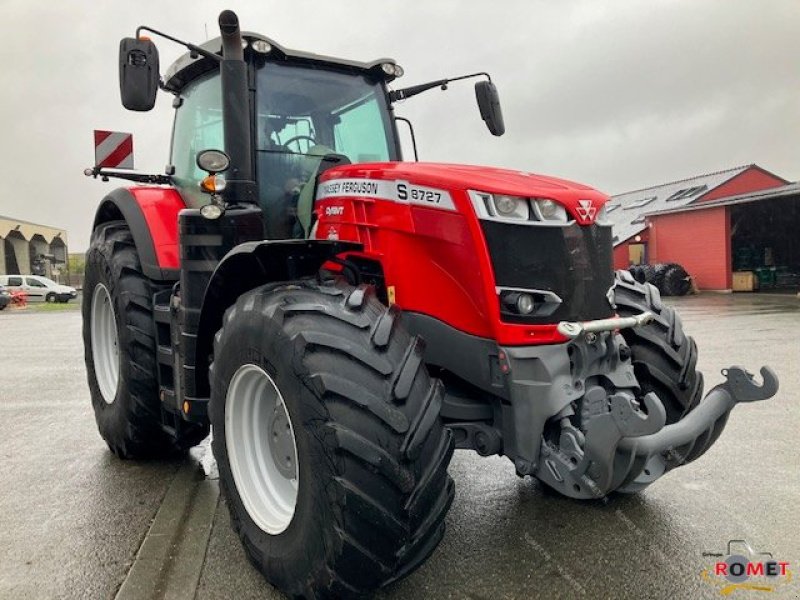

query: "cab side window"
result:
(170, 74), (223, 208)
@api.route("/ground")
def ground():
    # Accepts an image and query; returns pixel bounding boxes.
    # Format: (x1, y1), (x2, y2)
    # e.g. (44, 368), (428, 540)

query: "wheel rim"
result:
(225, 364), (299, 535)
(90, 284), (120, 404)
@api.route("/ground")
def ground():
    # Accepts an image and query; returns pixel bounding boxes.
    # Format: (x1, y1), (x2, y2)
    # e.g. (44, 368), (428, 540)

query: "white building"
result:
(0, 216), (69, 278)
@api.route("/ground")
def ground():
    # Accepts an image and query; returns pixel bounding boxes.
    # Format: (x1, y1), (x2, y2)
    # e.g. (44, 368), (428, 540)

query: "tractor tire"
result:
(209, 281), (455, 598)
(83, 221), (207, 458)
(649, 263), (669, 292)
(661, 263), (691, 296)
(641, 263), (657, 283)
(613, 270), (703, 424)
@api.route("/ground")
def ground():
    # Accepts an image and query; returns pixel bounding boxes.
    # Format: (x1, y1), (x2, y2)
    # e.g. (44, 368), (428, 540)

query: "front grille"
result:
(481, 221), (615, 324)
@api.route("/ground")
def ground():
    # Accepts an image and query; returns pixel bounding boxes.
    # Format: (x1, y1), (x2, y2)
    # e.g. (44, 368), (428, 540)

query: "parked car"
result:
(0, 285), (10, 310)
(0, 275), (77, 303)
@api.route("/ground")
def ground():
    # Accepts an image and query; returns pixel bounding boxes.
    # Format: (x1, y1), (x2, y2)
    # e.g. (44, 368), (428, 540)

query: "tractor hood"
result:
(319, 161), (609, 222)
(322, 162), (605, 196)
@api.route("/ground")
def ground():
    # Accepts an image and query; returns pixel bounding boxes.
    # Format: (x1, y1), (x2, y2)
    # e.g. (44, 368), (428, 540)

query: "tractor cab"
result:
(162, 33), (401, 239)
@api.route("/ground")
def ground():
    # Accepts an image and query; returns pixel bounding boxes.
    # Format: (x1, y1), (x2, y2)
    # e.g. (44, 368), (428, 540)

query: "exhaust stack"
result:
(218, 10), (256, 205)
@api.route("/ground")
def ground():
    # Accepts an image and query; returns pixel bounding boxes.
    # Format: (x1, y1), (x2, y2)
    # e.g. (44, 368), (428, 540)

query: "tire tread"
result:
(613, 272), (703, 421)
(210, 281), (454, 597)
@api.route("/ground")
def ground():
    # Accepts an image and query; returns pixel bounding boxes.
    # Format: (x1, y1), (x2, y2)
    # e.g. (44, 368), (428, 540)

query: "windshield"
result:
(170, 73), (223, 209)
(256, 62), (397, 238)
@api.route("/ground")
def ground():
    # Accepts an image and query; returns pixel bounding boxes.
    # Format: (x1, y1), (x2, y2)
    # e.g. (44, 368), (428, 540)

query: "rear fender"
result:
(194, 239), (361, 397)
(92, 187), (185, 281)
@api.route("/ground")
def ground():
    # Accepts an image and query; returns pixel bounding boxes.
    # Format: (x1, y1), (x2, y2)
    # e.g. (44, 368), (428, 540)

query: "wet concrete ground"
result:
(0, 294), (798, 599)
(0, 307), (183, 599)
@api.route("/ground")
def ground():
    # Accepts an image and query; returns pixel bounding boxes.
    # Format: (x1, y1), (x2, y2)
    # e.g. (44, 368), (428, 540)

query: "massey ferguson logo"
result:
(575, 199), (597, 223)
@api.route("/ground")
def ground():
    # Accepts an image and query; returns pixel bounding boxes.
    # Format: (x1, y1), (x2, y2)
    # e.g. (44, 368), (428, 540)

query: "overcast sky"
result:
(1, 0), (798, 251)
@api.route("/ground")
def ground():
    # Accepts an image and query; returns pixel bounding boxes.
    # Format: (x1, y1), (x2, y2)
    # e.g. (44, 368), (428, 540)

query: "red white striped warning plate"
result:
(94, 130), (134, 169)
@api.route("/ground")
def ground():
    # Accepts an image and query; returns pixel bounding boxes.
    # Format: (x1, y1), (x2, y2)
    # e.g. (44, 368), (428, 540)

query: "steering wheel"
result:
(282, 135), (316, 154)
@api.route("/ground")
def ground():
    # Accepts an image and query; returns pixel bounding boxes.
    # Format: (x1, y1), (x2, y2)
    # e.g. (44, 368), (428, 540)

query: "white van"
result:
(0, 275), (78, 303)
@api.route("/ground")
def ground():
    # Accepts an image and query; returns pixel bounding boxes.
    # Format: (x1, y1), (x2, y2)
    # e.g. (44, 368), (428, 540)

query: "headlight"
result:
(381, 62), (403, 77)
(469, 191), (570, 225)
(515, 293), (535, 314)
(501, 291), (535, 314)
(472, 192), (531, 221)
(250, 39), (272, 54)
(498, 287), (563, 317)
(200, 203), (224, 220)
(492, 194), (530, 220)
(532, 198), (568, 223)
(196, 149), (230, 174)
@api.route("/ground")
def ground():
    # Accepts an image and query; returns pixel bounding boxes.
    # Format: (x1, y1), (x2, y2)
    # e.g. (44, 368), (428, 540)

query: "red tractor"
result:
(84, 10), (778, 598)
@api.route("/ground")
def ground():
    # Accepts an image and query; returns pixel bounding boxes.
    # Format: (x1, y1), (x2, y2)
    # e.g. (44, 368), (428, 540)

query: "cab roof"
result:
(163, 32), (399, 93)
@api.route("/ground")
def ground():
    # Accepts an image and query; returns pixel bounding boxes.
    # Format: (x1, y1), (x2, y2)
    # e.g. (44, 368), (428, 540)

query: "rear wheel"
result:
(613, 270), (703, 424)
(83, 221), (207, 458)
(210, 281), (455, 598)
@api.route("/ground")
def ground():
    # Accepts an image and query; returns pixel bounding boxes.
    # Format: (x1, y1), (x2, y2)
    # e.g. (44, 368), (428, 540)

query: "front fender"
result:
(193, 239), (361, 397)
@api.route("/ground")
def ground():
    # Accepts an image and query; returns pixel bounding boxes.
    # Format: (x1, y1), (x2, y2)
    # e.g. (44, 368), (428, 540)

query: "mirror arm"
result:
(84, 166), (172, 185)
(389, 72), (491, 103)
(448, 71), (492, 84)
(135, 26), (222, 63)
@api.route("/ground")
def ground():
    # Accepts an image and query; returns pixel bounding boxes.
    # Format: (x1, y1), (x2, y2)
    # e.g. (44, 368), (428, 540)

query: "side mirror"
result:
(475, 80), (505, 136)
(119, 37), (160, 111)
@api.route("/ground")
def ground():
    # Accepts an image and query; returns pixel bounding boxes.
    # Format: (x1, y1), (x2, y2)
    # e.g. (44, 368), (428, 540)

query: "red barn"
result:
(609, 165), (799, 291)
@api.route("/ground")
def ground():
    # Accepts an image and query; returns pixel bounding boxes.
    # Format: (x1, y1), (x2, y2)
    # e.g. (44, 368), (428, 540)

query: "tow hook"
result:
(536, 366), (779, 499)
(557, 311), (655, 339)
(617, 366), (779, 457)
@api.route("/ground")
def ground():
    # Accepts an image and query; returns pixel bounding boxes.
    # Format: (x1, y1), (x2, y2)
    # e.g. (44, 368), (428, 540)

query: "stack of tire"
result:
(628, 262), (692, 297)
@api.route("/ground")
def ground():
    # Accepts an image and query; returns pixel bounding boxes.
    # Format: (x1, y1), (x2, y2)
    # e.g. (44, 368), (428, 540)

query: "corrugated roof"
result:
(0, 215), (66, 231)
(0, 215), (67, 241)
(645, 180), (800, 216)
(607, 165), (751, 245)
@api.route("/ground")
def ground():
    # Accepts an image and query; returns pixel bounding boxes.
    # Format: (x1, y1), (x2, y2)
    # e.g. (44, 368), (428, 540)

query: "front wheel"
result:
(613, 270), (703, 424)
(210, 281), (455, 598)
(45, 292), (56, 303)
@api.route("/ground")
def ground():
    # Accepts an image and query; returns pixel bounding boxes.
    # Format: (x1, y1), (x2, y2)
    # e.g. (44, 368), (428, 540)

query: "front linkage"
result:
(500, 305), (779, 500)
(538, 363), (778, 499)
